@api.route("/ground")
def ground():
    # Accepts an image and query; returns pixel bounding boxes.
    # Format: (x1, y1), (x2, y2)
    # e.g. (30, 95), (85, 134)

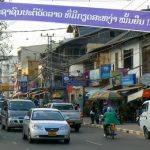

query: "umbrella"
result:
(88, 90), (104, 100)
(98, 90), (123, 100)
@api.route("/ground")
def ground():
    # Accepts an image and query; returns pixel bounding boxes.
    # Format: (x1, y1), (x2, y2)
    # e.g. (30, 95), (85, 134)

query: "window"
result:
(115, 52), (119, 69)
(110, 31), (115, 37)
(142, 103), (149, 113)
(123, 49), (133, 69)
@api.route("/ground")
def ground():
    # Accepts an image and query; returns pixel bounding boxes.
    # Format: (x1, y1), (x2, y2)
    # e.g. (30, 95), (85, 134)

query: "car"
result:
(0, 101), (4, 124)
(1, 99), (35, 131)
(22, 108), (70, 144)
(139, 100), (150, 139)
(48, 103), (83, 132)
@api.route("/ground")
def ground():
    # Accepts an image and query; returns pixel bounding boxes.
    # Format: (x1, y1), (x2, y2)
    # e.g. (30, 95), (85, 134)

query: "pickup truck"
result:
(139, 100), (150, 139)
(48, 103), (83, 132)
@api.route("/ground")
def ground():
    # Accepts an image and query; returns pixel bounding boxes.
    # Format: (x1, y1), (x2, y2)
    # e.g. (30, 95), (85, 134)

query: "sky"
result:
(3, 0), (150, 55)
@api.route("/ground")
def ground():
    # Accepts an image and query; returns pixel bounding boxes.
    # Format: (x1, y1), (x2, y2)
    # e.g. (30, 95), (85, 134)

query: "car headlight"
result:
(32, 124), (43, 130)
(59, 126), (69, 131)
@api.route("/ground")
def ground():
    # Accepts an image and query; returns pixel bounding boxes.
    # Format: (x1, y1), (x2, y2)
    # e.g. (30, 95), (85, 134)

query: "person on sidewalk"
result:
(102, 106), (120, 137)
(90, 103), (96, 124)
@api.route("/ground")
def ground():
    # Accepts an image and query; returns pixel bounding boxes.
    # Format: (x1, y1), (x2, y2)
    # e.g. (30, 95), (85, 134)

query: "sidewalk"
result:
(83, 117), (144, 137)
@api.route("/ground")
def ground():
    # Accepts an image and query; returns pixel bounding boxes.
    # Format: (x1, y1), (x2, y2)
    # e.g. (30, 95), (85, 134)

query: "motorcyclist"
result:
(102, 106), (120, 137)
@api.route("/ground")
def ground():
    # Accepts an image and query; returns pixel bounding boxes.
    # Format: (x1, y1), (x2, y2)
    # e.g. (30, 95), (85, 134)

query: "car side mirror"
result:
(24, 116), (30, 120)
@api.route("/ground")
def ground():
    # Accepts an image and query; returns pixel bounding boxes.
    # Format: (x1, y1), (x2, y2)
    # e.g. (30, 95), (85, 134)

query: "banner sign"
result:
(20, 81), (28, 93)
(121, 74), (136, 86)
(63, 76), (86, 87)
(100, 64), (111, 79)
(1, 2), (150, 32)
(90, 69), (100, 80)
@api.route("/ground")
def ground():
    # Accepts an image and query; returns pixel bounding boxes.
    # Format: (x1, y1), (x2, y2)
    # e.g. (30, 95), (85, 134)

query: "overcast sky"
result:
(4, 0), (150, 55)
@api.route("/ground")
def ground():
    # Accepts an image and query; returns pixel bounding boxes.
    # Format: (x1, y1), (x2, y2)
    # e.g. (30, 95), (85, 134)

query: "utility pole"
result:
(41, 33), (54, 103)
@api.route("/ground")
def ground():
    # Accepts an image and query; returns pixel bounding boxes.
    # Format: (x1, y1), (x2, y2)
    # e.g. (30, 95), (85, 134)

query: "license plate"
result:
(48, 132), (57, 136)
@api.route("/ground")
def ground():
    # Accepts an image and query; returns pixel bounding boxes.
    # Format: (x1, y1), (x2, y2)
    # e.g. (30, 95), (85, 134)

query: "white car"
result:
(22, 108), (70, 143)
(139, 100), (150, 139)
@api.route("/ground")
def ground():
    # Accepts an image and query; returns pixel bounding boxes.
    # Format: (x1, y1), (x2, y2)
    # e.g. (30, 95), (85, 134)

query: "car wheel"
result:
(64, 138), (70, 144)
(28, 131), (33, 143)
(144, 127), (150, 139)
(1, 124), (5, 130)
(75, 126), (80, 132)
(5, 122), (10, 132)
(22, 129), (27, 140)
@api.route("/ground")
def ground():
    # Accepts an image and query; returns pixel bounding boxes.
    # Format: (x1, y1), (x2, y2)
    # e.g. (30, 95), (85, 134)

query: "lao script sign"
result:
(1, 2), (150, 32)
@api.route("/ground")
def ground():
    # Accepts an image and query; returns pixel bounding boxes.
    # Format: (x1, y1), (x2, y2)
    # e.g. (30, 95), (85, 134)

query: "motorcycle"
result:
(105, 124), (117, 139)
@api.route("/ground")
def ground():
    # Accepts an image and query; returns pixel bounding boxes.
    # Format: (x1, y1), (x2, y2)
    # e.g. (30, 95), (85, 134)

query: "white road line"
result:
(86, 140), (103, 146)
(12, 141), (17, 145)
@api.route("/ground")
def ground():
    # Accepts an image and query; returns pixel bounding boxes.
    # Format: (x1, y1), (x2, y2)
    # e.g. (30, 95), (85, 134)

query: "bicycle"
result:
(105, 124), (117, 139)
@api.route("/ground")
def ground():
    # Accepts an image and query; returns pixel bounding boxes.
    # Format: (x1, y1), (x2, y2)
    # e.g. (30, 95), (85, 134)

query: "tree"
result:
(0, 21), (12, 60)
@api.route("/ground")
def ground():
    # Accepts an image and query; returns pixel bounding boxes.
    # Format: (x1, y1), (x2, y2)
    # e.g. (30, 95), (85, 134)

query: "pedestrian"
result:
(90, 103), (96, 124)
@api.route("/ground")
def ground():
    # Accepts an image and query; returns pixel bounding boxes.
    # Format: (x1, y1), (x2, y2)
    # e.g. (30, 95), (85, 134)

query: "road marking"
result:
(12, 141), (17, 145)
(86, 140), (103, 146)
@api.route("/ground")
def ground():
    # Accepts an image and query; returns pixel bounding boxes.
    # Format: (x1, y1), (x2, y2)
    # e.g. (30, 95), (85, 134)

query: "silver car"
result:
(22, 108), (70, 144)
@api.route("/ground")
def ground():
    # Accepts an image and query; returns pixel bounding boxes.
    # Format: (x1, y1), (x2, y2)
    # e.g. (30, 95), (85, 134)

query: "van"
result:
(1, 99), (35, 131)
(139, 100), (150, 139)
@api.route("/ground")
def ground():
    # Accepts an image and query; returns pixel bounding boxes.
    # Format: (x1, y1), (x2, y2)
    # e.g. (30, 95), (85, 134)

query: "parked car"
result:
(139, 100), (150, 139)
(48, 103), (83, 132)
(0, 101), (4, 124)
(1, 99), (35, 131)
(22, 108), (70, 144)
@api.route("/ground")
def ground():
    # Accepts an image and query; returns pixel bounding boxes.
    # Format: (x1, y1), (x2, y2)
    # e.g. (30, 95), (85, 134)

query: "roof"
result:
(31, 108), (59, 111)
(8, 99), (33, 102)
(52, 103), (72, 105)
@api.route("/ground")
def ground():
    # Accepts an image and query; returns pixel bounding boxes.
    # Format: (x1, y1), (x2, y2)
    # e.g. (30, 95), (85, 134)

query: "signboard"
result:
(1, 2), (150, 32)
(141, 73), (150, 86)
(90, 69), (100, 80)
(100, 64), (111, 79)
(63, 76), (86, 87)
(111, 69), (121, 86)
(20, 81), (28, 93)
(0, 84), (14, 91)
(121, 74), (136, 86)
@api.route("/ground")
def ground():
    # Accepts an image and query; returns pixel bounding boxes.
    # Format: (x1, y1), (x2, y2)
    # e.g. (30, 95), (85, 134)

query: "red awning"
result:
(142, 89), (150, 98)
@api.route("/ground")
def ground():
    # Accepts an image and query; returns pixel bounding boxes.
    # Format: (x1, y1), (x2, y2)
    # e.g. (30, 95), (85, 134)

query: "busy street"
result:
(0, 125), (149, 150)
(1, 0), (150, 150)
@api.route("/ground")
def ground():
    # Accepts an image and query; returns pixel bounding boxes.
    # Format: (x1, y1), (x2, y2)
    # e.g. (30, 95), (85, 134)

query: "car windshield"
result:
(32, 110), (64, 121)
(9, 101), (35, 111)
(52, 104), (73, 110)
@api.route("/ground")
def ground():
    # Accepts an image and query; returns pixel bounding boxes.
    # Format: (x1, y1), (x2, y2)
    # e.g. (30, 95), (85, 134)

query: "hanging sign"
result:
(1, 2), (150, 32)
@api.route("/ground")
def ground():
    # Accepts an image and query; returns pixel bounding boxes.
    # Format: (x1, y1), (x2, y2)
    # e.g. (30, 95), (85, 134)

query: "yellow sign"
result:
(0, 84), (14, 91)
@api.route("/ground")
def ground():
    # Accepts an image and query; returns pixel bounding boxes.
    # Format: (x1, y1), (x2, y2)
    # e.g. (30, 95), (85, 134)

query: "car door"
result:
(147, 102), (150, 131)
(140, 102), (149, 130)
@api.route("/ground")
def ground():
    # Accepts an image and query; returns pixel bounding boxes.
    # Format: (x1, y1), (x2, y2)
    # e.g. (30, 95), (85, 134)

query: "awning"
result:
(142, 89), (150, 98)
(116, 85), (142, 92)
(127, 89), (143, 102)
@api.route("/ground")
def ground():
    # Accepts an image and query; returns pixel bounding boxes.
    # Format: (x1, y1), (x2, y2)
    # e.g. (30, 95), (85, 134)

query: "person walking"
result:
(90, 103), (96, 124)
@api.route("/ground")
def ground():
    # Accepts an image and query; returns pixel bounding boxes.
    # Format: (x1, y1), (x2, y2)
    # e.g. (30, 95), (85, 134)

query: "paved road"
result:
(0, 126), (149, 150)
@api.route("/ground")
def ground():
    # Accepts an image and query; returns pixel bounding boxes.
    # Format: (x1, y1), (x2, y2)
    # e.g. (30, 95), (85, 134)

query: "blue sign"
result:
(20, 81), (28, 93)
(90, 69), (100, 80)
(100, 64), (111, 79)
(121, 74), (136, 85)
(1, 2), (150, 32)
(63, 76), (86, 87)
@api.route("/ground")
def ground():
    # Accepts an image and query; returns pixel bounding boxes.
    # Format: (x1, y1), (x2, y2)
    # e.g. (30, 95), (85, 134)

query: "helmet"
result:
(107, 107), (113, 112)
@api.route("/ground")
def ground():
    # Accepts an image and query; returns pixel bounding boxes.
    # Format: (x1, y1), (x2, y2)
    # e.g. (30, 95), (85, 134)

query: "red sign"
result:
(66, 86), (73, 93)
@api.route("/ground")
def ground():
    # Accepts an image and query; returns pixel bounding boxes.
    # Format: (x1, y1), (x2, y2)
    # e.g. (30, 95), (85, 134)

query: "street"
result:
(0, 125), (149, 150)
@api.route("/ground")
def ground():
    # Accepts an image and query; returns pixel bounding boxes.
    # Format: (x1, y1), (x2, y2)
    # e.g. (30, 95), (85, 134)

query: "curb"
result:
(83, 123), (144, 137)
